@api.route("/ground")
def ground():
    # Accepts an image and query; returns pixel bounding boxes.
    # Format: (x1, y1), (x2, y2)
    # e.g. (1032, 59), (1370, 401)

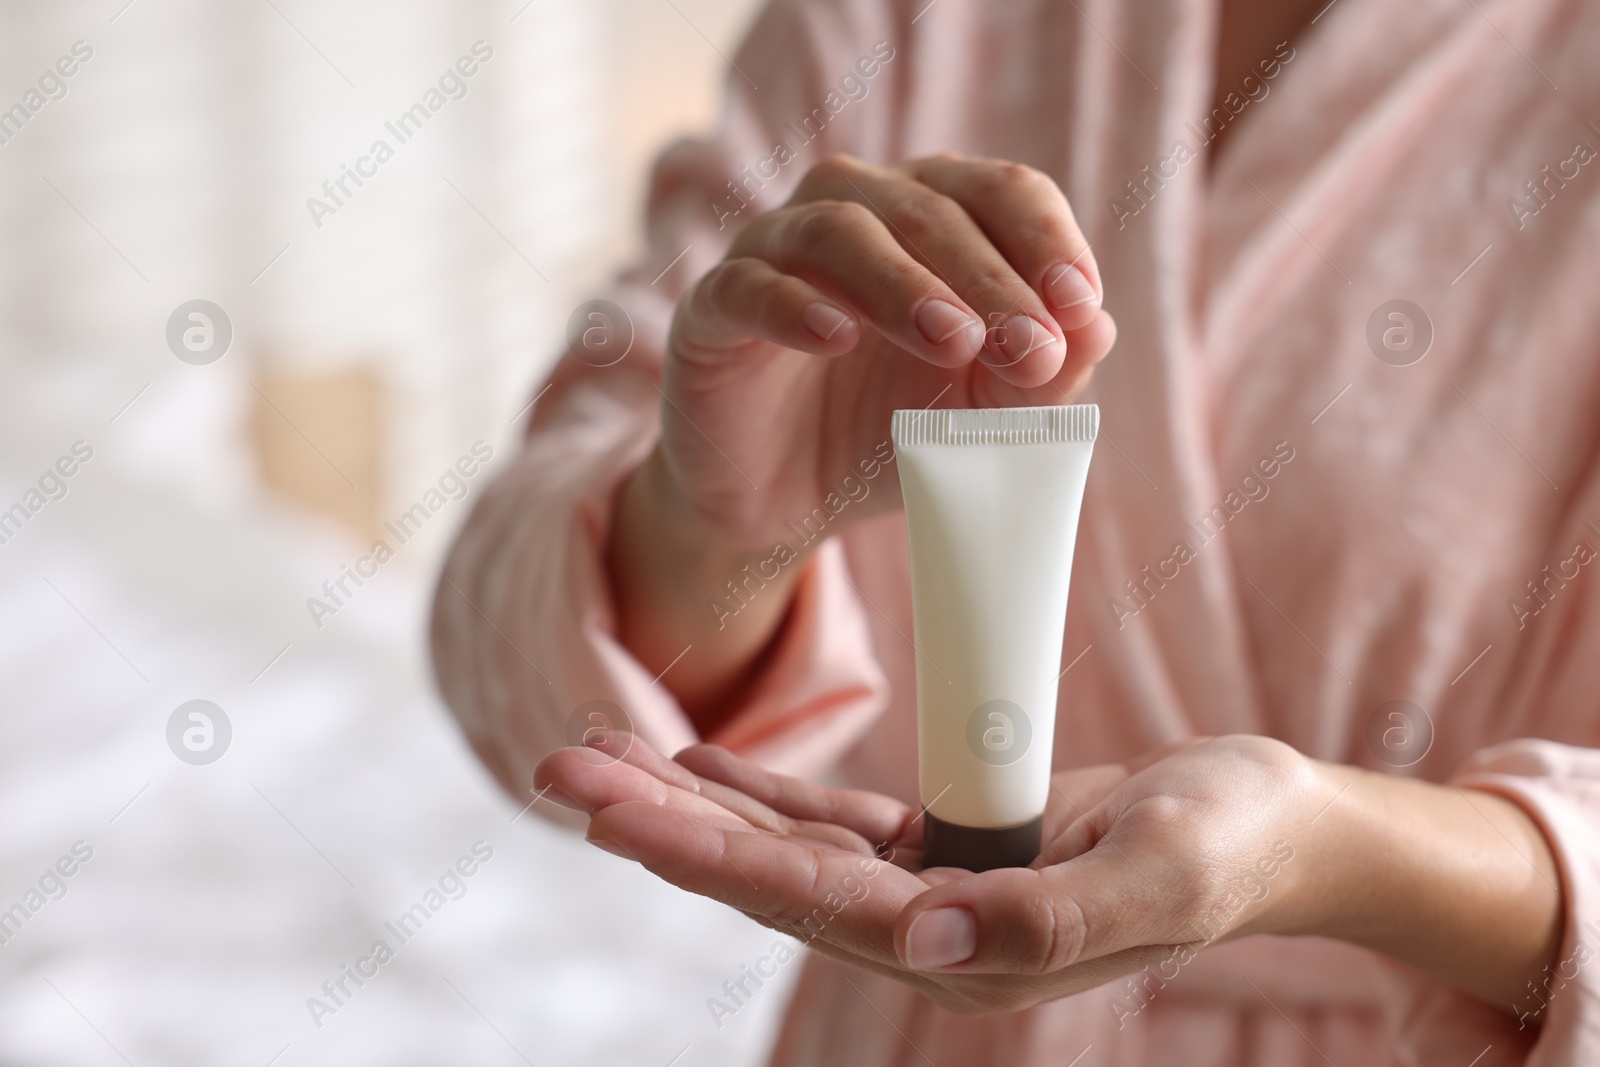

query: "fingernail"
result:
(984, 314), (1056, 367)
(587, 834), (635, 861)
(803, 302), (851, 341)
(903, 907), (976, 970)
(914, 299), (980, 346)
(1045, 262), (1098, 310)
(540, 785), (583, 811)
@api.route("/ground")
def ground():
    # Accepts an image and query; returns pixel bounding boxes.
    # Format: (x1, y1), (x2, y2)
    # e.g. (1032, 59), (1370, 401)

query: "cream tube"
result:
(891, 404), (1098, 871)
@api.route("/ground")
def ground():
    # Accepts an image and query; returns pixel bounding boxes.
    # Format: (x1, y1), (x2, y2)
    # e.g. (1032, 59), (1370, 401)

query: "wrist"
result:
(618, 447), (811, 598)
(608, 447), (811, 726)
(1261, 760), (1371, 941)
(1237, 756), (1355, 941)
(1274, 759), (1563, 1008)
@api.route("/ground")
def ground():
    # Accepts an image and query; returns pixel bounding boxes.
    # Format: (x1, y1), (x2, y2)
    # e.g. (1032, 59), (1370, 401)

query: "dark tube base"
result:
(922, 813), (1043, 872)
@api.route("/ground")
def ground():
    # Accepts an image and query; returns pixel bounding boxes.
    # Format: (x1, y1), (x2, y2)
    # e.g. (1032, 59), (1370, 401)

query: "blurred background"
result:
(0, 1), (792, 1063)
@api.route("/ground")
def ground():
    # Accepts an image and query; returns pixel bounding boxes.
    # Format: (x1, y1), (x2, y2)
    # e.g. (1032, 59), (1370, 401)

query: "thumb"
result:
(892, 849), (1181, 976)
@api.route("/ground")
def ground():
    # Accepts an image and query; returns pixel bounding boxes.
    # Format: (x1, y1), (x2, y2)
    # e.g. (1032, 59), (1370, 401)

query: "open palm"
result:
(535, 733), (1326, 1015)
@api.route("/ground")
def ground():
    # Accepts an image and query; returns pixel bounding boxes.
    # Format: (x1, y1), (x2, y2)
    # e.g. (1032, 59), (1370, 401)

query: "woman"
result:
(432, 0), (1600, 1062)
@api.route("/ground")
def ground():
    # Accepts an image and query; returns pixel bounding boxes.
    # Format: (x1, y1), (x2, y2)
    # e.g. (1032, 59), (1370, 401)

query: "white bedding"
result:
(0, 372), (795, 1067)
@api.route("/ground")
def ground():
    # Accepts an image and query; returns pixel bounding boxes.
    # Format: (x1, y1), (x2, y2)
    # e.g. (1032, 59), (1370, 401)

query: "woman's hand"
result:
(657, 152), (1113, 551)
(534, 735), (1318, 1014)
(608, 154), (1116, 724)
(535, 734), (1561, 1016)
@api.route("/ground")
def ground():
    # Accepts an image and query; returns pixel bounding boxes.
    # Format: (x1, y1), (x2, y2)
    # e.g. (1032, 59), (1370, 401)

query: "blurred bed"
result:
(0, 361), (796, 1066)
(0, 2), (779, 1060)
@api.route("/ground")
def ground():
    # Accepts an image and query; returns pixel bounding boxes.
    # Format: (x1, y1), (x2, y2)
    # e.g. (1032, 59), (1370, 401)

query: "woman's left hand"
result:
(534, 733), (1483, 1015)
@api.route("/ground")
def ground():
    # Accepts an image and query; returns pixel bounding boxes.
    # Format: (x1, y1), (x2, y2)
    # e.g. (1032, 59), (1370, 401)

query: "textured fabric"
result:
(429, 0), (1600, 1062)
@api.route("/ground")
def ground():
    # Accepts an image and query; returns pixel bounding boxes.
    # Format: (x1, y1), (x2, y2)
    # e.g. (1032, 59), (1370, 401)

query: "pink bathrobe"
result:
(431, 0), (1600, 1062)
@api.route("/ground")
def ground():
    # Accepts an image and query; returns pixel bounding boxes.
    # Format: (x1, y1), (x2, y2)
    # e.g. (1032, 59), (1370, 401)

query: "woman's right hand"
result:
(658, 152), (1114, 549)
(610, 153), (1116, 722)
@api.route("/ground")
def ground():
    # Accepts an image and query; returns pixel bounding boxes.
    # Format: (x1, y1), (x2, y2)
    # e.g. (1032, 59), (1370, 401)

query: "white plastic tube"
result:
(891, 404), (1097, 870)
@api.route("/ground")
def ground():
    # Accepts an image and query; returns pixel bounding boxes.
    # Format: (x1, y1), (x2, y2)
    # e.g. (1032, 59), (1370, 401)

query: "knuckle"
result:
(1132, 791), (1191, 828)
(790, 199), (877, 257)
(977, 160), (1054, 200)
(1032, 212), (1081, 253)
(797, 152), (863, 193)
(890, 191), (966, 242)
(765, 851), (826, 933)
(1035, 892), (1088, 973)
(701, 258), (752, 312)
(985, 872), (1087, 977)
(1218, 733), (1303, 771)
(959, 264), (1028, 311)
(751, 276), (788, 327)
(1000, 160), (1052, 191)
(879, 256), (930, 297)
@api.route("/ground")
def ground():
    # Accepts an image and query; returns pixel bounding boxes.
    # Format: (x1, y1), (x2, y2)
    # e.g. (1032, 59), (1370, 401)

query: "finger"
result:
(675, 744), (913, 847)
(909, 156), (1103, 333)
(892, 848), (1179, 975)
(738, 198), (987, 369)
(1040, 763), (1131, 844)
(584, 728), (707, 793)
(544, 739), (883, 854)
(795, 156), (1067, 387)
(538, 747), (786, 845)
(690, 778), (883, 855)
(972, 307), (1117, 410)
(674, 256), (862, 357)
(534, 744), (672, 813)
(1032, 749), (1210, 864)
(587, 799), (928, 966)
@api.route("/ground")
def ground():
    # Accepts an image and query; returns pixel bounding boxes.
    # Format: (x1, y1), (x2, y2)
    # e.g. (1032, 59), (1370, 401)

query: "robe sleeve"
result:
(428, 0), (905, 821)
